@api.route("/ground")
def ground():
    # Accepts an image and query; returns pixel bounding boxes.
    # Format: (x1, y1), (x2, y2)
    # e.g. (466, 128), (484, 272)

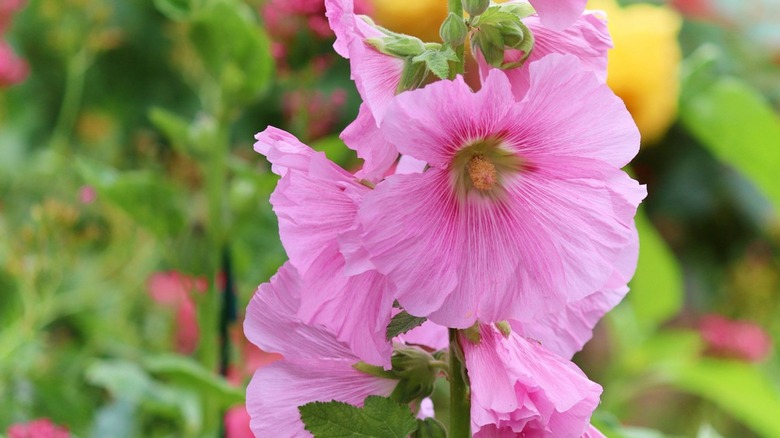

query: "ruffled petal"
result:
(247, 359), (397, 438)
(503, 54), (640, 168)
(342, 104), (399, 181)
(243, 263), (355, 361)
(380, 74), (515, 169)
(529, 0), (588, 31)
(462, 325), (602, 438)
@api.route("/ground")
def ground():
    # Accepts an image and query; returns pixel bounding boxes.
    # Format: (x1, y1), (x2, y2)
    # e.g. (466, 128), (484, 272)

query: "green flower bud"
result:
(388, 347), (440, 404)
(463, 0), (490, 17)
(439, 12), (468, 46)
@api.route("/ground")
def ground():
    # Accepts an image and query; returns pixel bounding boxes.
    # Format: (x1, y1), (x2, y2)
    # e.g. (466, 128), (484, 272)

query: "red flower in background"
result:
(0, 0), (27, 88)
(7, 419), (70, 438)
(700, 314), (772, 362)
(147, 271), (208, 354)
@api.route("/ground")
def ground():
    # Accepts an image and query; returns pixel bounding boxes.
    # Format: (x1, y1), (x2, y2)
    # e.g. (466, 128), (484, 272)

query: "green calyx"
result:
(463, 0), (490, 17)
(354, 347), (445, 404)
(469, 4), (537, 69)
(440, 12), (468, 46)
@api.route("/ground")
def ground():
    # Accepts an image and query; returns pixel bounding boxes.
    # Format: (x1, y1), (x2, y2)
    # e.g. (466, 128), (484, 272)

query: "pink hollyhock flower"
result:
(244, 263), (397, 437)
(78, 185), (97, 204)
(0, 0), (25, 34)
(349, 54), (644, 328)
(7, 418), (70, 438)
(700, 314), (772, 363)
(476, 8), (612, 97)
(529, 0), (588, 31)
(147, 271), (207, 354)
(460, 324), (602, 437)
(254, 127), (395, 368)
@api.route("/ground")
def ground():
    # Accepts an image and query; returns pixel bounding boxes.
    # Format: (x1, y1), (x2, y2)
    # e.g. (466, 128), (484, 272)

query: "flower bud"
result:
(388, 347), (440, 403)
(439, 12), (468, 46)
(463, 0), (490, 17)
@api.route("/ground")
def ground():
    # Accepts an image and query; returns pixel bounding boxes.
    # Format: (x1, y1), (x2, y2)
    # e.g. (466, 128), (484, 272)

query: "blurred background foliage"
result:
(0, 0), (778, 437)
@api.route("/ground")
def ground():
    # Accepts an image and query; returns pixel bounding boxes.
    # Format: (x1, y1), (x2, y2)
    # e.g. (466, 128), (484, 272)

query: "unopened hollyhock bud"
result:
(700, 314), (772, 363)
(439, 12), (468, 46)
(463, 0), (490, 17)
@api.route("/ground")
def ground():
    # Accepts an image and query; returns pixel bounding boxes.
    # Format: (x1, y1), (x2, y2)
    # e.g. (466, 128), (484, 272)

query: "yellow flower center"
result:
(466, 155), (497, 191)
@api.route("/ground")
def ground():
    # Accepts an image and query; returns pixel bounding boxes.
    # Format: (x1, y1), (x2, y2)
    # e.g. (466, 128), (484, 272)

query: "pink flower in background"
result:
(244, 263), (397, 437)
(0, 0), (25, 34)
(255, 127), (394, 367)
(78, 185), (96, 204)
(282, 88), (347, 141)
(349, 54), (644, 328)
(7, 419), (70, 438)
(0, 40), (27, 87)
(147, 271), (208, 354)
(700, 314), (772, 362)
(529, 0), (588, 31)
(225, 405), (254, 438)
(460, 324), (602, 437)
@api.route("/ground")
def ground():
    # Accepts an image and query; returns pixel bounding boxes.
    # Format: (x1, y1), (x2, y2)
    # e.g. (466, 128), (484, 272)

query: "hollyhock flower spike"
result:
(254, 127), (395, 367)
(244, 263), (397, 437)
(460, 324), (602, 437)
(351, 53), (645, 328)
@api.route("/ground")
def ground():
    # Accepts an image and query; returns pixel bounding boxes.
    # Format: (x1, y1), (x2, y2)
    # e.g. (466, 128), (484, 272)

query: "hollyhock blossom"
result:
(349, 54), (644, 328)
(700, 314), (772, 362)
(7, 419), (70, 438)
(244, 263), (397, 437)
(255, 127), (395, 367)
(460, 324), (602, 437)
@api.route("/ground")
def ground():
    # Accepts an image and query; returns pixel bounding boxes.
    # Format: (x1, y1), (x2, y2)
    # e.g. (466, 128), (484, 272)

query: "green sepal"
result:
(366, 34), (427, 58)
(396, 58), (430, 93)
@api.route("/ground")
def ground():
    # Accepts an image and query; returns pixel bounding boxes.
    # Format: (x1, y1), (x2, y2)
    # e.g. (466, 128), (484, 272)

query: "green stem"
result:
(447, 0), (466, 78)
(448, 329), (471, 437)
(50, 49), (90, 158)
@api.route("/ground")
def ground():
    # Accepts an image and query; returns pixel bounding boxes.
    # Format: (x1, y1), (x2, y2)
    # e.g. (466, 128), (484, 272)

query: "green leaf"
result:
(142, 354), (245, 407)
(190, 0), (274, 106)
(413, 47), (458, 80)
(386, 311), (427, 341)
(412, 418), (447, 438)
(148, 107), (193, 157)
(153, 0), (193, 21)
(628, 209), (683, 329)
(299, 396), (418, 438)
(77, 159), (186, 238)
(669, 359), (780, 437)
(680, 77), (780, 211)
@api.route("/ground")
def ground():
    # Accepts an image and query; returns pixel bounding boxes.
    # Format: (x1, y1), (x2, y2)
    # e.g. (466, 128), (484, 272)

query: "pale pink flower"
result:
(460, 324), (602, 437)
(78, 185), (96, 204)
(700, 314), (773, 363)
(244, 263), (397, 437)
(348, 54), (644, 328)
(254, 127), (395, 367)
(7, 418), (70, 438)
(528, 0), (589, 31)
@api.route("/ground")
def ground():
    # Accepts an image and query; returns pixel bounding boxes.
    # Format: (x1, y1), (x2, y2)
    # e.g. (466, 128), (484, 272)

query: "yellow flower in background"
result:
(589, 0), (682, 145)
(370, 0), (449, 43)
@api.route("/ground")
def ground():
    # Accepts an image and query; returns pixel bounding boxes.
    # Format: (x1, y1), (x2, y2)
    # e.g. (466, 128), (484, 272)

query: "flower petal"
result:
(529, 0), (588, 31)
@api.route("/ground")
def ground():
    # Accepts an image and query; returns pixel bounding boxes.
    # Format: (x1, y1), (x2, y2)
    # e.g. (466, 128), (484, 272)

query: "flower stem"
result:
(448, 328), (471, 437)
(447, 0), (466, 78)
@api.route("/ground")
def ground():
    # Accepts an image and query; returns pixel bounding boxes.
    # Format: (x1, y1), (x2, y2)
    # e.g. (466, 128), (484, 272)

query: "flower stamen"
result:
(466, 155), (497, 191)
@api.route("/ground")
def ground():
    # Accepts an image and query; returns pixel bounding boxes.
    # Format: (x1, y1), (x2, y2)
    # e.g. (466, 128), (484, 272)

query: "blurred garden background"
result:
(1, 0), (779, 436)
